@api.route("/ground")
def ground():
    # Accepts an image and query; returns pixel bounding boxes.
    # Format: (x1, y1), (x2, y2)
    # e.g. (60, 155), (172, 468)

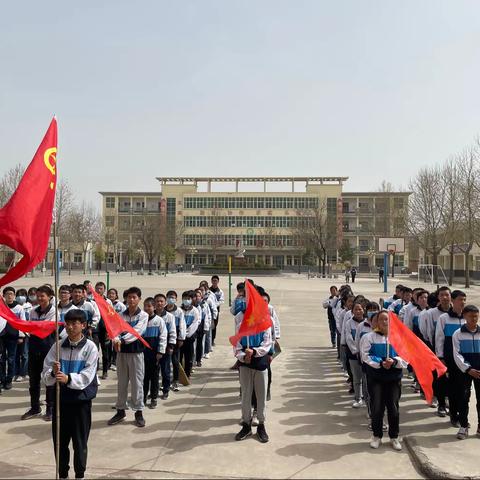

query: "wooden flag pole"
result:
(53, 220), (60, 480)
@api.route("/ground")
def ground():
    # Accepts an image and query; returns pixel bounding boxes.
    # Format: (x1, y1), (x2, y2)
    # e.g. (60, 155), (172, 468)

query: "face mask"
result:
(367, 311), (379, 319)
(16, 296), (26, 305)
(167, 297), (176, 305)
(28, 295), (36, 302)
(182, 299), (192, 307)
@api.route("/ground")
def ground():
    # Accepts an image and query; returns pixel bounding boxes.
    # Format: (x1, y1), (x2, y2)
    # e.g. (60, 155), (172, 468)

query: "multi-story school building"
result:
(99, 177), (410, 272)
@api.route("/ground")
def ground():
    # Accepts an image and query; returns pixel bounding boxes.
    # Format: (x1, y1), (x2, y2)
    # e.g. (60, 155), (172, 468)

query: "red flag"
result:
(229, 280), (273, 346)
(89, 286), (151, 349)
(388, 311), (447, 404)
(0, 298), (57, 339)
(0, 118), (57, 287)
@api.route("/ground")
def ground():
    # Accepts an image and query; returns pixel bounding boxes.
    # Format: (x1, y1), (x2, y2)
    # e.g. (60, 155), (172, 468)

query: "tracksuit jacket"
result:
(166, 306), (186, 341)
(453, 324), (480, 373)
(143, 314), (168, 354)
(42, 336), (98, 403)
(435, 309), (465, 363)
(181, 306), (200, 338)
(116, 308), (148, 353)
(419, 306), (449, 349)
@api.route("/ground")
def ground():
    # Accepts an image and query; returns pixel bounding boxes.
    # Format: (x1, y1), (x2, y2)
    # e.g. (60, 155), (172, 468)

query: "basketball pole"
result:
(383, 252), (388, 293)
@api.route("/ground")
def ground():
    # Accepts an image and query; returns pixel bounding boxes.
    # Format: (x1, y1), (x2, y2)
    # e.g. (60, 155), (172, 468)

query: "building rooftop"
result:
(99, 192), (162, 196)
(342, 191), (411, 196)
(156, 176), (348, 184)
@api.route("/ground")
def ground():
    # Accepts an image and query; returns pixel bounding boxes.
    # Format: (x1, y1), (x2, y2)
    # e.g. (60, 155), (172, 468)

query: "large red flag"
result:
(388, 311), (447, 404)
(0, 118), (57, 287)
(0, 298), (57, 339)
(89, 286), (151, 349)
(229, 280), (273, 346)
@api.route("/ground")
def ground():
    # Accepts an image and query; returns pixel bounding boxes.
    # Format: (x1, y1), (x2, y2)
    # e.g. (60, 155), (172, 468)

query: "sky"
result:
(1, 1), (480, 206)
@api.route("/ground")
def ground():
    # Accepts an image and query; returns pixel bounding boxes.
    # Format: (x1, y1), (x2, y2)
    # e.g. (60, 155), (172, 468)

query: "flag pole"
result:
(386, 312), (391, 359)
(53, 219), (60, 480)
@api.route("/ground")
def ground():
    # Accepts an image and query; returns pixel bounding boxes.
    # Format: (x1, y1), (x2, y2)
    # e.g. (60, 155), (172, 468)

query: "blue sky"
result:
(1, 1), (480, 204)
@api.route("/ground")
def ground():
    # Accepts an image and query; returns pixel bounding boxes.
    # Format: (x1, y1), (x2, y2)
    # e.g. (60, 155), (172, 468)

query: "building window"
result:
(105, 216), (114, 227)
(106, 197), (115, 209)
(73, 252), (82, 263)
(394, 198), (404, 209)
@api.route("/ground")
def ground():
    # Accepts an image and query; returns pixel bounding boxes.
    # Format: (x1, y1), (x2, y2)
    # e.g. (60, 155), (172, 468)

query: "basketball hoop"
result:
(387, 243), (396, 255)
(388, 248), (395, 255)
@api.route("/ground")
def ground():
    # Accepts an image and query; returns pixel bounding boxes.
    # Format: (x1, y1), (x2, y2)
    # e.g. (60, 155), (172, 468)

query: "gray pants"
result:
(239, 366), (267, 424)
(349, 358), (363, 402)
(116, 352), (145, 411)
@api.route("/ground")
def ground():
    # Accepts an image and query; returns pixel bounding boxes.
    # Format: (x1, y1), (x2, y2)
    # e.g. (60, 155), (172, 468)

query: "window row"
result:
(183, 234), (298, 247)
(183, 196), (319, 210)
(183, 216), (313, 228)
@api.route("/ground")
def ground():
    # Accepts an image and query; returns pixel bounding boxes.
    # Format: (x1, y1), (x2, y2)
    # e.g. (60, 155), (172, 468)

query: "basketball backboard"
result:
(378, 237), (405, 253)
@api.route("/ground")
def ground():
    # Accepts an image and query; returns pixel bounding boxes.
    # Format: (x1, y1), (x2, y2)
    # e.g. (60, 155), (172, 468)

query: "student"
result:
(435, 290), (467, 427)
(94, 282), (113, 379)
(194, 288), (211, 368)
(165, 290), (186, 392)
(27, 287), (38, 307)
(234, 292), (273, 443)
(322, 285), (338, 348)
(452, 305), (480, 440)
(345, 302), (365, 408)
(1, 287), (25, 390)
(404, 289), (429, 339)
(340, 295), (355, 393)
(14, 288), (30, 382)
(389, 287), (412, 316)
(262, 291), (280, 402)
(42, 309), (98, 480)
(361, 310), (407, 451)
(22, 285), (56, 421)
(154, 294), (176, 399)
(58, 285), (78, 340)
(106, 288), (126, 373)
(180, 290), (200, 378)
(71, 285), (100, 342)
(209, 275), (224, 347)
(142, 297), (167, 409)
(383, 285), (403, 309)
(230, 282), (246, 316)
(108, 287), (148, 428)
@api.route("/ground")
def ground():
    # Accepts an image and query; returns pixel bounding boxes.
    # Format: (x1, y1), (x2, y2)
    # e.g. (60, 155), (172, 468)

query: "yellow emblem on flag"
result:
(44, 147), (57, 190)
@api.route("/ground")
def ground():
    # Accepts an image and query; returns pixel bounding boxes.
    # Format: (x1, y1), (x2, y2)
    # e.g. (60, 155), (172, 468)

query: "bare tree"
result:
(377, 180), (394, 192)
(137, 215), (163, 273)
(0, 164), (24, 207)
(292, 202), (329, 275)
(407, 165), (449, 283)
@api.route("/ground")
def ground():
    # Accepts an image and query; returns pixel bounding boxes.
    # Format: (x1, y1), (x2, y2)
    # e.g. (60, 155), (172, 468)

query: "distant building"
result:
(99, 177), (411, 272)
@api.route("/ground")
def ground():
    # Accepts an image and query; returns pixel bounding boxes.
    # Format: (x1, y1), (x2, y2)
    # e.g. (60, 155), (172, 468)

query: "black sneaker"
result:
(108, 409), (126, 425)
(235, 422), (252, 441)
(161, 392), (169, 400)
(437, 407), (447, 418)
(149, 399), (157, 409)
(21, 408), (42, 420)
(4, 382), (12, 391)
(43, 408), (53, 422)
(257, 423), (269, 443)
(450, 418), (461, 428)
(134, 410), (145, 428)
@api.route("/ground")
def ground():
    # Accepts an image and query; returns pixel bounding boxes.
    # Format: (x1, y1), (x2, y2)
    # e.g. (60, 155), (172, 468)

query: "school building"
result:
(99, 177), (411, 272)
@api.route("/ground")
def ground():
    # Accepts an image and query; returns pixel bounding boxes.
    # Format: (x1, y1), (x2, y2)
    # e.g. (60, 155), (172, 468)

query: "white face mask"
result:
(16, 296), (27, 305)
(28, 295), (36, 302)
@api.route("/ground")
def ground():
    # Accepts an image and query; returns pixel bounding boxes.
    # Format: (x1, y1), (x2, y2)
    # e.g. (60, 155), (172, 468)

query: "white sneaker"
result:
(110, 365), (117, 371)
(430, 397), (439, 408)
(203, 353), (210, 359)
(370, 436), (381, 449)
(391, 438), (402, 451)
(457, 427), (469, 440)
(96, 375), (101, 386)
(14, 376), (24, 382)
(352, 400), (363, 409)
(252, 411), (259, 427)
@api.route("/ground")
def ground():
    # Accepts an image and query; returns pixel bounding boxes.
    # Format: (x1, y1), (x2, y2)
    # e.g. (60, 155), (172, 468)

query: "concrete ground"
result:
(0, 272), (479, 479)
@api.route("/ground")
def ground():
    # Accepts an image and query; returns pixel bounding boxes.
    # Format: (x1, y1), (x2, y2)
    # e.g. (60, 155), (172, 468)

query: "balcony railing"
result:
(118, 207), (160, 214)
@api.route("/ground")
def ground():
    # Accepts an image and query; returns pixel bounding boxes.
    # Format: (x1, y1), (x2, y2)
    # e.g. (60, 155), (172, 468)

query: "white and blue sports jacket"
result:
(166, 306), (186, 341)
(157, 309), (177, 346)
(72, 299), (100, 330)
(419, 306), (448, 349)
(143, 314), (168, 354)
(453, 325), (480, 373)
(435, 309), (465, 362)
(182, 306), (201, 338)
(43, 336), (98, 403)
(403, 304), (426, 339)
(116, 307), (148, 353)
(345, 316), (362, 358)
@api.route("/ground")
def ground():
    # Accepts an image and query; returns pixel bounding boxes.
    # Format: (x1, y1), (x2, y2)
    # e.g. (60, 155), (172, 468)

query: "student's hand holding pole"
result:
(113, 339), (122, 353)
(53, 361), (61, 374)
(244, 348), (254, 364)
(382, 358), (394, 369)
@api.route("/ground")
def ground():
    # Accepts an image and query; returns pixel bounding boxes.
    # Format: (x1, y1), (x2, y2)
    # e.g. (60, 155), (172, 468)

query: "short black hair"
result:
(37, 285), (54, 297)
(395, 284), (404, 290)
(144, 297), (155, 305)
(366, 301), (380, 311)
(107, 288), (119, 297)
(59, 285), (72, 293)
(83, 280), (91, 286)
(236, 282), (245, 292)
(211, 275), (219, 281)
(452, 290), (466, 300)
(73, 284), (87, 292)
(27, 287), (37, 295)
(166, 290), (177, 298)
(3, 286), (15, 295)
(95, 281), (106, 289)
(403, 287), (413, 294)
(437, 286), (451, 294)
(126, 287), (142, 298)
(463, 305), (479, 315)
(262, 292), (271, 303)
(64, 309), (87, 323)
(16, 288), (28, 297)
(182, 290), (194, 299)
(154, 293), (166, 301)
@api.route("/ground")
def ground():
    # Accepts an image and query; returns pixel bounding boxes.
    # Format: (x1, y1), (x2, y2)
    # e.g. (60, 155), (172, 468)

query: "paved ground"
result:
(0, 272), (479, 479)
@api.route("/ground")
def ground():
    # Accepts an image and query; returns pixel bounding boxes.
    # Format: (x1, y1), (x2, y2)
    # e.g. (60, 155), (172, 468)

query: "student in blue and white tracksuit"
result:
(345, 302), (365, 407)
(323, 285), (339, 348)
(435, 290), (467, 426)
(230, 282), (246, 316)
(107, 288), (126, 372)
(42, 309), (98, 480)
(383, 285), (403, 309)
(165, 290), (186, 391)
(180, 290), (200, 378)
(108, 287), (148, 428)
(194, 288), (211, 368)
(453, 305), (480, 440)
(360, 310), (407, 451)
(234, 298), (273, 443)
(71, 285), (100, 341)
(142, 298), (168, 409)
(403, 290), (429, 340)
(210, 275), (224, 347)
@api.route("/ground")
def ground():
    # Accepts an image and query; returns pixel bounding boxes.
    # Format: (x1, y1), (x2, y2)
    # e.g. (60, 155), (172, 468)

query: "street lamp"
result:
(228, 249), (245, 306)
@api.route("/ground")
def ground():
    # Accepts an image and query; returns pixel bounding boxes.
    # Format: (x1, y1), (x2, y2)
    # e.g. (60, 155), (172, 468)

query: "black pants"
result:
(328, 316), (336, 346)
(433, 371), (447, 409)
(336, 329), (341, 360)
(212, 308), (220, 345)
(143, 353), (160, 400)
(180, 336), (195, 377)
(0, 335), (17, 385)
(458, 373), (480, 428)
(368, 376), (401, 439)
(52, 400), (91, 479)
(159, 352), (172, 394)
(98, 329), (111, 375)
(447, 362), (462, 421)
(88, 332), (100, 371)
(195, 328), (205, 363)
(29, 351), (54, 411)
(172, 346), (180, 382)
